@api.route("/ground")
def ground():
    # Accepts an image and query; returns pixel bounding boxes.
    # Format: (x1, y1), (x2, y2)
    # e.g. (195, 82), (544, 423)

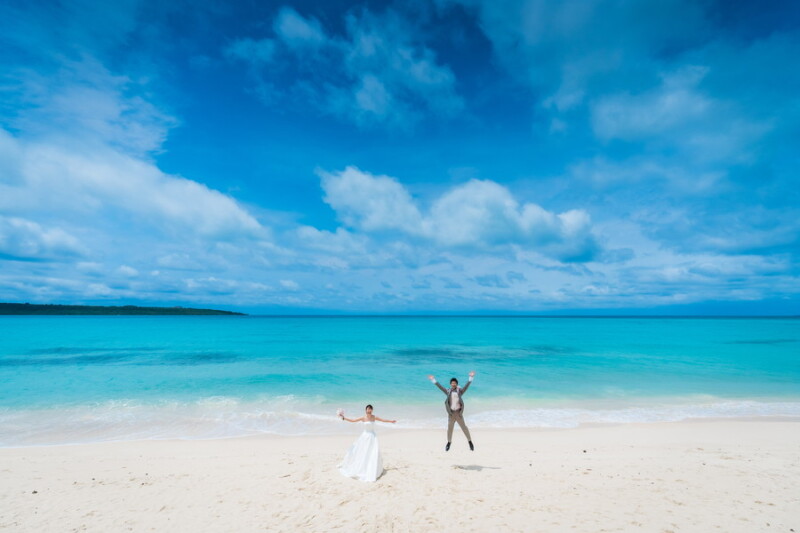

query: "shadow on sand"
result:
(451, 464), (500, 471)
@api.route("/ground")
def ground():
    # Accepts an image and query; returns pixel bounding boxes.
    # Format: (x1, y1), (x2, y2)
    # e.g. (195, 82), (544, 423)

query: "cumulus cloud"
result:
(320, 166), (599, 262)
(444, 0), (791, 177)
(2, 0), (796, 312)
(0, 216), (84, 261)
(226, 6), (464, 129)
(0, 59), (265, 240)
(0, 50), (276, 306)
(3, 141), (262, 238)
(445, 0), (799, 266)
(320, 166), (423, 234)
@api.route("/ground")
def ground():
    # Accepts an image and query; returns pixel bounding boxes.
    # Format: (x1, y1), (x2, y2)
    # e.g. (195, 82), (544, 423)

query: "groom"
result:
(427, 371), (475, 451)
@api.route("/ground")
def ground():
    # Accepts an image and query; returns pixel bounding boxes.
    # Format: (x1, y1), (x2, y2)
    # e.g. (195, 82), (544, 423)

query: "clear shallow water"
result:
(0, 316), (798, 445)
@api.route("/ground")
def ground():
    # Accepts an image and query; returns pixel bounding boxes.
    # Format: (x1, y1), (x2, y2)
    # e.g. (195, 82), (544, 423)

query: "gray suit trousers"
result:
(447, 409), (472, 442)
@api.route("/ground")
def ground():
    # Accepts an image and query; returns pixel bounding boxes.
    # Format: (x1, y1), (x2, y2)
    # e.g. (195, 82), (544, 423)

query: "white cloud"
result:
(0, 216), (84, 260)
(0, 55), (278, 306)
(156, 253), (203, 270)
(3, 2), (796, 312)
(320, 166), (424, 234)
(592, 67), (711, 140)
(273, 7), (326, 48)
(0, 128), (23, 185)
(319, 166), (599, 261)
(0, 58), (266, 241)
(183, 276), (272, 295)
(77, 262), (103, 273)
(591, 67), (771, 164)
(333, 9), (463, 127)
(14, 57), (176, 155)
(1, 0), (141, 66)
(279, 279), (299, 290)
(0, 138), (264, 239)
(295, 226), (368, 255)
(632, 204), (800, 256)
(571, 156), (725, 194)
(225, 38), (276, 64)
(474, 274), (509, 288)
(426, 180), (593, 251)
(87, 283), (113, 296)
(228, 6), (463, 129)
(117, 265), (139, 277)
(446, 0), (709, 112)
(354, 74), (392, 116)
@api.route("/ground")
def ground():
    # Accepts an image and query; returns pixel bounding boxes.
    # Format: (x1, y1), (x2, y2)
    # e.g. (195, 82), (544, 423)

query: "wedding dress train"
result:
(339, 420), (383, 482)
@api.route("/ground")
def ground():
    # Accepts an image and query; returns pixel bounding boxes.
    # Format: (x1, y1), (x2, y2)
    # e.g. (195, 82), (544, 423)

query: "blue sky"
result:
(0, 0), (798, 313)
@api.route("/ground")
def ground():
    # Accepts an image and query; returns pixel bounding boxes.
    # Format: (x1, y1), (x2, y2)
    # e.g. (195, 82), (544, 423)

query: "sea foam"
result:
(2, 398), (799, 447)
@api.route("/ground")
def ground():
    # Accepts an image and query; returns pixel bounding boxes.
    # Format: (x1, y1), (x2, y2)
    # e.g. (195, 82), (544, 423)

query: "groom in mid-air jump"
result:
(427, 371), (476, 451)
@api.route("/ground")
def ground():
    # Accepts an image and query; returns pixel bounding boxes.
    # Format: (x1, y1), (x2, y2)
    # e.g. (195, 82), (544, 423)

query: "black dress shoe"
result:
(469, 441), (474, 451)
(445, 442), (451, 451)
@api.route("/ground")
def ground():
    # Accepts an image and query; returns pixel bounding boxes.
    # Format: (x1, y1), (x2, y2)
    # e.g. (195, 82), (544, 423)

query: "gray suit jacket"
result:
(434, 380), (471, 415)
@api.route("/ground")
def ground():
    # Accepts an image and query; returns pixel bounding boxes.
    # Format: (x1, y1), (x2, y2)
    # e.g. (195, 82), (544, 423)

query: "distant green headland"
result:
(0, 303), (245, 316)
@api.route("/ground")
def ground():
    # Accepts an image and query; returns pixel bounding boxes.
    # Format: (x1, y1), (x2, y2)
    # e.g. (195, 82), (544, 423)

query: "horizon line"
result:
(244, 314), (800, 318)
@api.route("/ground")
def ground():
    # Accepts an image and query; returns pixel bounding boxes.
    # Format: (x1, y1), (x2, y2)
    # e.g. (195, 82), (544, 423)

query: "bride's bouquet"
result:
(336, 408), (344, 419)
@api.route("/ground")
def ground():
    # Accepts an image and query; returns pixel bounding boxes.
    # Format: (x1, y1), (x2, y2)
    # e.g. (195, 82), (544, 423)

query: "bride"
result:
(338, 404), (396, 482)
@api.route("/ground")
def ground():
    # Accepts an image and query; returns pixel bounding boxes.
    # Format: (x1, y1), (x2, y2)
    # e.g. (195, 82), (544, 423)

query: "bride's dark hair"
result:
(365, 404), (373, 410)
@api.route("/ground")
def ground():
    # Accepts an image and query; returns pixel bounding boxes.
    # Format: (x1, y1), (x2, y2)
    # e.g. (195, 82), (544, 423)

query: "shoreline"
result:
(4, 398), (800, 448)
(3, 414), (800, 450)
(2, 420), (798, 532)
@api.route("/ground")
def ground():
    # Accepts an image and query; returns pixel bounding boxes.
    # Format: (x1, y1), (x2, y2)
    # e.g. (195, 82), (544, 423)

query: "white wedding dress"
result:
(339, 420), (383, 482)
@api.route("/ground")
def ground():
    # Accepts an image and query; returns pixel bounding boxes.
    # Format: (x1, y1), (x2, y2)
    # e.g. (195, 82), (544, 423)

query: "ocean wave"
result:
(465, 401), (800, 428)
(1, 398), (799, 447)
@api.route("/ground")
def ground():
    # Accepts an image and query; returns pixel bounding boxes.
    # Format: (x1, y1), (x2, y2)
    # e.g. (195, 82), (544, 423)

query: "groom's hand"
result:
(469, 371), (475, 377)
(427, 374), (435, 382)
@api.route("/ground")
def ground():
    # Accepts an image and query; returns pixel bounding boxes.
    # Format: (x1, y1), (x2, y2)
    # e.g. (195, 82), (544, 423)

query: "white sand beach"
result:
(1, 420), (798, 532)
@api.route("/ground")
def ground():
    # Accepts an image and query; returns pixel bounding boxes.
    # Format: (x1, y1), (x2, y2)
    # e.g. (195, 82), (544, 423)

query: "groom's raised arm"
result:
(428, 375), (448, 394)
(461, 370), (476, 394)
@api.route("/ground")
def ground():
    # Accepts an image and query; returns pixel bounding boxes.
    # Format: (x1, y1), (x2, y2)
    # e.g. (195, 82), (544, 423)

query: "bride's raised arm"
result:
(374, 416), (397, 424)
(340, 416), (364, 423)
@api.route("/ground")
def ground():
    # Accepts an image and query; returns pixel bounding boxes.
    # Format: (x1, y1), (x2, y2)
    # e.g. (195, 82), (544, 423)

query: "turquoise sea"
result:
(1, 316), (798, 446)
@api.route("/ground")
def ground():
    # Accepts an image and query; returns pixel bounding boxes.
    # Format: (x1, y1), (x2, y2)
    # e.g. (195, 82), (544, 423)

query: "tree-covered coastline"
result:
(0, 303), (244, 316)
